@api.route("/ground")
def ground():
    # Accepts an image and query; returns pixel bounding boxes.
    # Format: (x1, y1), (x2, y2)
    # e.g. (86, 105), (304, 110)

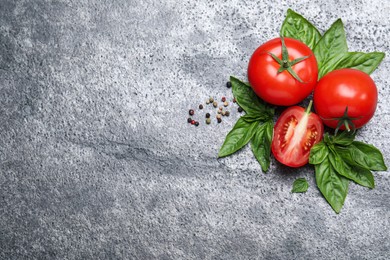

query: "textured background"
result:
(1, 0), (389, 259)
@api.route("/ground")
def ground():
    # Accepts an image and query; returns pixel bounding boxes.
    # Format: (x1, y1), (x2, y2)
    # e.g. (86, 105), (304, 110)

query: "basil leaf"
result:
(313, 19), (348, 79)
(292, 178), (309, 193)
(349, 141), (387, 171)
(331, 52), (385, 75)
(280, 9), (321, 50)
(333, 131), (356, 146)
(250, 120), (273, 172)
(329, 149), (374, 188)
(309, 141), (329, 165)
(315, 157), (349, 213)
(218, 116), (260, 158)
(230, 76), (268, 116)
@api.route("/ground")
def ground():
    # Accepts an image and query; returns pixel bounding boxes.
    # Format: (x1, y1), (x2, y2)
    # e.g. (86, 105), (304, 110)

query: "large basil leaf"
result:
(331, 52), (385, 75)
(348, 141), (387, 171)
(309, 142), (329, 165)
(329, 149), (375, 188)
(250, 120), (273, 172)
(313, 19), (348, 79)
(291, 178), (309, 193)
(218, 115), (260, 158)
(315, 157), (349, 213)
(280, 9), (321, 49)
(230, 76), (268, 116)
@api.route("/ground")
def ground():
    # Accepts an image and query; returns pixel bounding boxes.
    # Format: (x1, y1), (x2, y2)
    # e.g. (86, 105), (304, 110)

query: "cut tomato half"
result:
(271, 101), (324, 167)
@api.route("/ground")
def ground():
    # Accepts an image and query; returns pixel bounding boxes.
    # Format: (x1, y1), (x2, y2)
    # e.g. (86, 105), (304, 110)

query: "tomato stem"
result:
(268, 36), (310, 83)
(305, 100), (313, 114)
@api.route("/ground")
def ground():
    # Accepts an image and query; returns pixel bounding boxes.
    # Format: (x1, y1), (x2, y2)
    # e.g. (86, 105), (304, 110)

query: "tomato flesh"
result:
(272, 106), (324, 167)
(248, 37), (318, 106)
(313, 69), (378, 129)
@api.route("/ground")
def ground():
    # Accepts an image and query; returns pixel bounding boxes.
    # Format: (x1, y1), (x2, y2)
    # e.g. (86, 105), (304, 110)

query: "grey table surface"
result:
(1, 0), (389, 259)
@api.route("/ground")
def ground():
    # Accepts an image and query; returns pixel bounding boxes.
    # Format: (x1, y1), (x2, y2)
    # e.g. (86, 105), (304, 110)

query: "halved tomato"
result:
(271, 101), (324, 167)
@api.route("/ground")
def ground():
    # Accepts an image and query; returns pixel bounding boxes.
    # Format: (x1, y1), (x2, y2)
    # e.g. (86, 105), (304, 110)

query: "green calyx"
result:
(268, 36), (311, 83)
(322, 106), (362, 135)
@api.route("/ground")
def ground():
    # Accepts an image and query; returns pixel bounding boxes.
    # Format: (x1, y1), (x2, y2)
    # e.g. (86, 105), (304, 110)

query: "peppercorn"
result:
(225, 111), (230, 117)
(233, 98), (236, 103)
(206, 100), (210, 105)
(222, 111), (226, 116)
(187, 117), (192, 123)
(199, 104), (203, 109)
(221, 97), (226, 102)
(205, 113), (210, 118)
(206, 118), (211, 124)
(195, 121), (199, 126)
(209, 97), (214, 103)
(219, 106), (223, 111)
(189, 109), (195, 116)
(238, 106), (243, 113)
(226, 81), (232, 88)
(217, 110), (222, 114)
(191, 120), (196, 125)
(216, 114), (222, 119)
(217, 118), (222, 123)
(213, 101), (218, 108)
(223, 101), (229, 107)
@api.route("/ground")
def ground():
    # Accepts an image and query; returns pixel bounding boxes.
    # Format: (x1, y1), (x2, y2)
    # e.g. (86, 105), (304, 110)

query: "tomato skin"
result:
(272, 105), (324, 167)
(313, 69), (378, 129)
(248, 37), (318, 106)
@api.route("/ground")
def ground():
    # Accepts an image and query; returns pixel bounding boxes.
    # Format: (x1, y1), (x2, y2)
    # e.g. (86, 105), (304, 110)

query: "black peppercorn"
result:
(205, 113), (210, 118)
(189, 109), (195, 116)
(226, 81), (232, 88)
(187, 117), (192, 123)
(199, 104), (203, 109)
(238, 106), (243, 113)
(217, 118), (222, 123)
(195, 121), (199, 126)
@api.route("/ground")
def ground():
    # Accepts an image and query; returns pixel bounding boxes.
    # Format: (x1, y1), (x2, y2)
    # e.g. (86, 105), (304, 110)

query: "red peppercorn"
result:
(221, 97), (226, 102)
(233, 98), (236, 103)
(191, 120), (196, 125)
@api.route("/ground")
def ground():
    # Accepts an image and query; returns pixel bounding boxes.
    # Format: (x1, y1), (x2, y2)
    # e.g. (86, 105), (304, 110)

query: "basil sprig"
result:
(218, 77), (274, 172)
(281, 9), (385, 79)
(309, 132), (387, 213)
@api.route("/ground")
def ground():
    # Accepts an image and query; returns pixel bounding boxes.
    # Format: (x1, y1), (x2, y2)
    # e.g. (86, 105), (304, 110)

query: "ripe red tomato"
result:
(272, 102), (324, 167)
(313, 69), (378, 130)
(248, 37), (318, 106)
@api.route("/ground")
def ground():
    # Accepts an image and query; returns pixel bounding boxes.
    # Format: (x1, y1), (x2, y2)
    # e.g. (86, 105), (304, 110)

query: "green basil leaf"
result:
(230, 76), (268, 116)
(291, 178), (309, 193)
(241, 112), (274, 123)
(333, 131), (356, 146)
(218, 115), (260, 158)
(309, 141), (329, 165)
(315, 157), (349, 213)
(349, 141), (387, 171)
(331, 52), (385, 75)
(280, 9), (321, 50)
(250, 120), (273, 172)
(329, 149), (374, 188)
(313, 19), (348, 79)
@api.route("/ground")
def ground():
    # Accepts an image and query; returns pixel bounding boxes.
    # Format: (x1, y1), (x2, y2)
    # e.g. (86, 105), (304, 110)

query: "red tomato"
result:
(272, 102), (324, 167)
(313, 69), (378, 130)
(248, 37), (318, 106)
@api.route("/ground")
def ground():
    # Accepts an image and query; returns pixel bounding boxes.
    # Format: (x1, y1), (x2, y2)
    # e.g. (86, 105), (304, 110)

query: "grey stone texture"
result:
(1, 0), (389, 259)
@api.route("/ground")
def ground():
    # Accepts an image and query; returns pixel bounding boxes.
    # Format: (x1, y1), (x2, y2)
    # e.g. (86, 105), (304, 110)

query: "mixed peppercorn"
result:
(186, 81), (243, 127)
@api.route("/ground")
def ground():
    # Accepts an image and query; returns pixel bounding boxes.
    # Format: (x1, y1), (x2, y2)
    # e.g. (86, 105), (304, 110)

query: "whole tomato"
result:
(313, 68), (378, 131)
(272, 101), (323, 167)
(248, 37), (318, 106)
